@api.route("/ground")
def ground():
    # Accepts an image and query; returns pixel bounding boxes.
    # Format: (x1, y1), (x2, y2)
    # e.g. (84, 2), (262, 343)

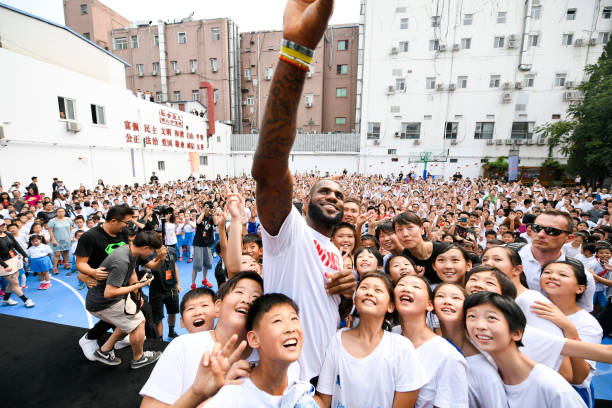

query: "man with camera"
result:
(191, 201), (215, 289)
(85, 230), (163, 369)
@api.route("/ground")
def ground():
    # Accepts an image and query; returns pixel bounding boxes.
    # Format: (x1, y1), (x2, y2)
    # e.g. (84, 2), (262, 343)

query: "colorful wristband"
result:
(279, 53), (311, 72)
(281, 39), (314, 58)
(279, 39), (314, 73)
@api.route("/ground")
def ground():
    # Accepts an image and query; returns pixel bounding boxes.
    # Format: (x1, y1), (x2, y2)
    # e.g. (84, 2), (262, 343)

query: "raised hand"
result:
(283, 0), (334, 49)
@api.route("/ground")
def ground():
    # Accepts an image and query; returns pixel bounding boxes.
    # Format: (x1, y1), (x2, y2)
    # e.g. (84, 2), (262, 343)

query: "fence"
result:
(231, 133), (360, 152)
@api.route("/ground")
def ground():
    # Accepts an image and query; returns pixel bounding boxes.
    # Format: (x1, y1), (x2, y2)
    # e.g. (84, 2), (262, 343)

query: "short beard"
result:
(308, 200), (343, 227)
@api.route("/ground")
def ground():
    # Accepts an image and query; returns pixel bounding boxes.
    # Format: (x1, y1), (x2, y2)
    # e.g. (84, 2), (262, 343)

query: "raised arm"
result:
(252, 0), (334, 235)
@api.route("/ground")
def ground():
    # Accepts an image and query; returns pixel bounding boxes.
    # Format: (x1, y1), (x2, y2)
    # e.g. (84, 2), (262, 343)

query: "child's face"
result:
(433, 249), (471, 284)
(361, 239), (376, 249)
(75, 219), (84, 228)
(356, 250), (378, 277)
(240, 254), (261, 275)
(465, 271), (503, 295)
(242, 242), (262, 262)
(433, 284), (465, 325)
(332, 228), (355, 255)
(342, 255), (353, 272)
(465, 303), (520, 353)
(31, 238), (41, 246)
(247, 303), (303, 364)
(394, 275), (432, 316)
(354, 276), (393, 317)
(540, 263), (584, 299)
(180, 295), (216, 333)
(87, 220), (95, 228)
(215, 279), (263, 329)
(482, 247), (515, 277)
(388, 257), (416, 284)
(597, 249), (612, 264)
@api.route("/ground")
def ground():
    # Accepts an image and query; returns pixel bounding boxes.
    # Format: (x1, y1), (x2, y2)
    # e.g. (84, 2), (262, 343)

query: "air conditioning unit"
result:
(137, 72), (144, 77)
(439, 44), (447, 52)
(436, 83), (444, 91)
(537, 138), (546, 145)
(496, 139), (503, 145)
(515, 82), (523, 89)
(507, 39), (517, 49)
(66, 121), (81, 132)
(175, 69), (180, 74)
(151, 71), (158, 76)
(413, 139), (420, 145)
(373, 140), (380, 145)
(486, 139), (494, 145)
(265, 74), (271, 81)
(306, 101), (313, 108)
(501, 92), (512, 103)
(563, 91), (578, 101)
(450, 139), (458, 145)
(245, 76), (252, 82)
(526, 139), (534, 145)
(574, 38), (585, 47)
(211, 68), (218, 73)
(452, 43), (460, 51)
(242, 100), (247, 106)
(589, 38), (597, 46)
(390, 47), (399, 55)
(387, 85), (396, 94)
(508, 34), (518, 41)
(190, 68), (196, 73)
(516, 139), (524, 145)
(565, 81), (575, 89)
(448, 83), (456, 91)
(503, 82), (512, 90)
(0, 125), (5, 140)
(505, 139), (514, 145)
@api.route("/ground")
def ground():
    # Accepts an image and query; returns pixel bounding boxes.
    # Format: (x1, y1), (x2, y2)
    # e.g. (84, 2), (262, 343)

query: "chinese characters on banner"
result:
(122, 108), (207, 151)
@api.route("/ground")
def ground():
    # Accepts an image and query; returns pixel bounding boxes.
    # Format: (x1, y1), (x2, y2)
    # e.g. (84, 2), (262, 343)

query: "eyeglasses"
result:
(529, 223), (571, 236)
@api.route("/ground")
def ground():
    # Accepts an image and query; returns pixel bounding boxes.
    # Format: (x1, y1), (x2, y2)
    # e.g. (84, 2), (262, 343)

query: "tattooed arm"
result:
(251, 0), (334, 235)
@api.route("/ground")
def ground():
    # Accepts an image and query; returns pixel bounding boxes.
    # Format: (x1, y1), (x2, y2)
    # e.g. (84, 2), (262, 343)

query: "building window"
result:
(511, 122), (534, 139)
(390, 106), (400, 113)
(152, 61), (159, 74)
(80, 4), (88, 14)
(131, 35), (138, 48)
(497, 11), (507, 23)
(90, 104), (105, 125)
(463, 14), (473, 25)
(388, 149), (397, 155)
(489, 75), (501, 88)
(426, 77), (436, 89)
(400, 18), (409, 29)
(401, 122), (421, 139)
(247, 96), (255, 105)
(461, 38), (471, 49)
(566, 9), (576, 20)
(212, 27), (220, 40)
(524, 74), (535, 87)
(336, 117), (346, 125)
(445, 122), (458, 139)
(136, 64), (144, 76)
(156, 92), (162, 102)
(429, 39), (439, 51)
(367, 122), (381, 139)
(552, 114), (561, 120)
(154, 35), (159, 46)
(528, 34), (539, 47)
(337, 64), (348, 75)
(173, 91), (181, 101)
(474, 122), (494, 139)
(192, 90), (199, 101)
(395, 78), (405, 91)
(210, 58), (218, 72)
(265, 67), (274, 79)
(604, 7), (612, 19)
(245, 68), (252, 79)
(83, 32), (90, 40)
(57, 96), (75, 120)
(338, 40), (349, 50)
(114, 37), (127, 50)
(171, 61), (179, 73)
(190, 59), (198, 72)
(178, 32), (187, 44)
(532, 5), (541, 19)
(213, 89), (219, 104)
(555, 73), (567, 87)
(457, 76), (468, 88)
(199, 156), (208, 166)
(336, 87), (347, 97)
(157, 161), (165, 171)
(399, 41), (409, 52)
(599, 32), (611, 44)
(494, 36), (505, 48)
(562, 33), (574, 46)
(431, 16), (441, 27)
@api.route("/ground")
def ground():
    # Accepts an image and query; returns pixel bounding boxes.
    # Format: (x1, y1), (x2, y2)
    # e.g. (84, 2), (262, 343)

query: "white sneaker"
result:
(24, 299), (35, 308)
(114, 334), (131, 350)
(79, 333), (98, 362)
(2, 298), (17, 306)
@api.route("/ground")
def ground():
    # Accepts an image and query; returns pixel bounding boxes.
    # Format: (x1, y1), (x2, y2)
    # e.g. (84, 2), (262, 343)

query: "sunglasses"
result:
(529, 223), (571, 236)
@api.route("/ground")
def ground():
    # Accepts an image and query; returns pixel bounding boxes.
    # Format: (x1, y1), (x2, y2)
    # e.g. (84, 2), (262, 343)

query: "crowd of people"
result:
(2, 1), (612, 407)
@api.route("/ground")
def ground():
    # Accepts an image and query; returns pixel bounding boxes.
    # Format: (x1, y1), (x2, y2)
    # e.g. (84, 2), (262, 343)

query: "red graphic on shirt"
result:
(314, 239), (341, 273)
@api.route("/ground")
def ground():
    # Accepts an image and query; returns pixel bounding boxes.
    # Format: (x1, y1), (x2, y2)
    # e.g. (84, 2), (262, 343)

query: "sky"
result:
(3, 0), (360, 32)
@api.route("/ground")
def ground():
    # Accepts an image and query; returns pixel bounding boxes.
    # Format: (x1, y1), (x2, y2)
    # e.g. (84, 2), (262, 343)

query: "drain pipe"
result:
(518, 0), (532, 71)
(200, 81), (215, 137)
(157, 20), (168, 102)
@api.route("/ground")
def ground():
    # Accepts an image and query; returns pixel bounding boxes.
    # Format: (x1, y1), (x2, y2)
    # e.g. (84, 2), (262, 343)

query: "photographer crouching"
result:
(85, 230), (163, 369)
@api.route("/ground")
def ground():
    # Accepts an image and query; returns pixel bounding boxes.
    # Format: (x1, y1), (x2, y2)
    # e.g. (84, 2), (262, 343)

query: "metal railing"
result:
(231, 133), (360, 152)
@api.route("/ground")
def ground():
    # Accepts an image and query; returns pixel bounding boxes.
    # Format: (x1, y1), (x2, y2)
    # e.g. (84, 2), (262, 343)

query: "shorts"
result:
(192, 246), (213, 272)
(90, 299), (145, 333)
(184, 231), (195, 246)
(150, 289), (180, 323)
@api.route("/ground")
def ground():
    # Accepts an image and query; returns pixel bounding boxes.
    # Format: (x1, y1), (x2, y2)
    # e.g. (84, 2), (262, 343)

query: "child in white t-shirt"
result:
(316, 273), (424, 407)
(464, 291), (586, 408)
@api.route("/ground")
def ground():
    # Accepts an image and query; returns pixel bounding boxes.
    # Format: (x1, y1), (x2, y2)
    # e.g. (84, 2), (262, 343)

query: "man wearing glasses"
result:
(519, 209), (595, 311)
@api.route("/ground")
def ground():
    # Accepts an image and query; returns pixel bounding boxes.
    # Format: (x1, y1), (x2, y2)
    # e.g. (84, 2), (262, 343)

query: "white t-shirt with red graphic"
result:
(261, 206), (342, 380)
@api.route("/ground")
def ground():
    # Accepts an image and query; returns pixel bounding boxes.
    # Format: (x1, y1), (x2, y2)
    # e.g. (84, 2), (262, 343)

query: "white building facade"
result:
(358, 0), (612, 178)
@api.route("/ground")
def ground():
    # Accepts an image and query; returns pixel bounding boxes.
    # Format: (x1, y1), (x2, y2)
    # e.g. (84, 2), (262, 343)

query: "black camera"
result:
(153, 205), (173, 216)
(145, 272), (153, 280)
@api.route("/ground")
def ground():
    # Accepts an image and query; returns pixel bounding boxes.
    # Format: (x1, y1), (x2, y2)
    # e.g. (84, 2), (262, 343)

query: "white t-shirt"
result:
(567, 309), (603, 388)
(515, 290), (564, 337)
(520, 325), (566, 370)
(316, 330), (425, 408)
(415, 336), (469, 408)
(261, 207), (342, 380)
(504, 364), (586, 408)
(165, 222), (177, 245)
(562, 243), (582, 258)
(466, 353), (508, 408)
(204, 378), (282, 407)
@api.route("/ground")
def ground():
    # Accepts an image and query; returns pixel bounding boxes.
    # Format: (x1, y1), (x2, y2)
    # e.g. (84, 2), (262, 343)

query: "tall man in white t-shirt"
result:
(251, 0), (357, 382)
(519, 210), (595, 311)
